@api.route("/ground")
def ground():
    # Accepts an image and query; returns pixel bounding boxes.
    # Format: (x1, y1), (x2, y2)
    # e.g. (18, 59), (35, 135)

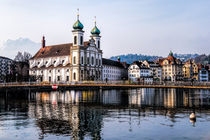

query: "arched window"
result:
(98, 40), (100, 49)
(74, 36), (77, 45)
(80, 36), (83, 45)
(92, 56), (94, 65)
(73, 56), (76, 64)
(81, 56), (83, 64)
(73, 72), (76, 80)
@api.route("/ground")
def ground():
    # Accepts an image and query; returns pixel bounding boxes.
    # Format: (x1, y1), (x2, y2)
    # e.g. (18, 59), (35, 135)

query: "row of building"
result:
(128, 51), (210, 83)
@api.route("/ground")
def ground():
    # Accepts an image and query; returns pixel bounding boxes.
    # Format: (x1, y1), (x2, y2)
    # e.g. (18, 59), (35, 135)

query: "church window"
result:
(73, 56), (76, 64)
(49, 76), (51, 82)
(73, 72), (76, 80)
(92, 57), (94, 65)
(81, 56), (84, 64)
(98, 40), (100, 49)
(57, 76), (60, 81)
(87, 57), (89, 64)
(80, 36), (83, 45)
(74, 36), (77, 45)
(66, 76), (69, 81)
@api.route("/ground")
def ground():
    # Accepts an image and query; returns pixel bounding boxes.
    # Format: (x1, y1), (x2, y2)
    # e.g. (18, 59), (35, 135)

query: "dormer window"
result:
(62, 60), (65, 64)
(45, 61), (48, 64)
(54, 61), (56, 64)
(56, 50), (60, 54)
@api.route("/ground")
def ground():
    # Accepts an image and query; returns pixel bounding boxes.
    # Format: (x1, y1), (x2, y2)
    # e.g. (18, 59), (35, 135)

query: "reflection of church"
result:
(28, 91), (105, 139)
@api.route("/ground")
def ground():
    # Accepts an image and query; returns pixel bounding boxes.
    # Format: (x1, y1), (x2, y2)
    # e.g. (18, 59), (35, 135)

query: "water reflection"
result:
(0, 88), (210, 140)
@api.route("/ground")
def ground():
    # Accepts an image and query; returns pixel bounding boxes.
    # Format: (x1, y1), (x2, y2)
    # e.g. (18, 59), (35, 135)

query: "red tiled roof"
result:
(31, 41), (90, 59)
(157, 55), (182, 65)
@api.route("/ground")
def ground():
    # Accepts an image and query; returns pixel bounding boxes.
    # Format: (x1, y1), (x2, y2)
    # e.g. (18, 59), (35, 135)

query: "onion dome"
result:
(91, 26), (101, 35)
(73, 20), (84, 30)
(91, 17), (101, 35)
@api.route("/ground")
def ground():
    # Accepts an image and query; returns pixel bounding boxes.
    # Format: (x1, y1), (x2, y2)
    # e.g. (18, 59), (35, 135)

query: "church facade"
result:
(29, 15), (103, 82)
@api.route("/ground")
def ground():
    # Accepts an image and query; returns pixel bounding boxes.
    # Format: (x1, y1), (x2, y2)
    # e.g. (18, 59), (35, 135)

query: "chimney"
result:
(42, 36), (45, 48)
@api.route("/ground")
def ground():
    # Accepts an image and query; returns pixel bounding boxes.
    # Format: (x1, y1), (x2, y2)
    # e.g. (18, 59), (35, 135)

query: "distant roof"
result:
(0, 56), (13, 61)
(31, 42), (89, 59)
(156, 55), (182, 65)
(102, 58), (126, 68)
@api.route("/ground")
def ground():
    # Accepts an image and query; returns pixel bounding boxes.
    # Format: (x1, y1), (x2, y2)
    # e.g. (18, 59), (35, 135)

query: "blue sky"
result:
(0, 0), (210, 58)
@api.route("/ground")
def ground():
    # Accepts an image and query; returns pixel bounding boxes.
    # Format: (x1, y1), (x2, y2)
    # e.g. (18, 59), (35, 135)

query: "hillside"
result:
(110, 53), (200, 64)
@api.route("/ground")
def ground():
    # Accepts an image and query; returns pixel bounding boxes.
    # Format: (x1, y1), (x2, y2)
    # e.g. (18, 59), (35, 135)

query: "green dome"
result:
(73, 20), (84, 30)
(91, 26), (101, 35)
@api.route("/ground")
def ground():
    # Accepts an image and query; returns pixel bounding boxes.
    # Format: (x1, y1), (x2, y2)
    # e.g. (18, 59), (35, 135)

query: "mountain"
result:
(0, 38), (40, 59)
(110, 54), (162, 64)
(194, 54), (210, 64)
(110, 53), (200, 64)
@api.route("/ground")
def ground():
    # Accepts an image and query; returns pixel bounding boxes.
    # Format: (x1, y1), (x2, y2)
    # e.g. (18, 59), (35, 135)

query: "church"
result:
(29, 13), (103, 82)
(29, 13), (128, 82)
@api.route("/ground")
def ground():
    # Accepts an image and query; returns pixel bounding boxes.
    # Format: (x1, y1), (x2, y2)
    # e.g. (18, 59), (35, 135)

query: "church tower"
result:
(91, 17), (101, 49)
(70, 9), (85, 81)
(72, 9), (84, 47)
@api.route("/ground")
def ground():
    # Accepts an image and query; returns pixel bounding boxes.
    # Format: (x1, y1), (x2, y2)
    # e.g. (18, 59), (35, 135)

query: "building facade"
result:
(183, 59), (199, 81)
(142, 60), (162, 81)
(199, 67), (209, 82)
(0, 56), (13, 82)
(102, 58), (128, 81)
(29, 15), (103, 82)
(128, 61), (153, 83)
(157, 51), (183, 82)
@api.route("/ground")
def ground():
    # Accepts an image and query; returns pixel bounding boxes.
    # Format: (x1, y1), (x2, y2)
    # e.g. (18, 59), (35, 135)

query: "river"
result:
(0, 88), (210, 140)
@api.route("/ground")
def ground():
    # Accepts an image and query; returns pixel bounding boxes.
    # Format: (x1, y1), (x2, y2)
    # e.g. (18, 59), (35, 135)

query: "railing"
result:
(0, 81), (210, 87)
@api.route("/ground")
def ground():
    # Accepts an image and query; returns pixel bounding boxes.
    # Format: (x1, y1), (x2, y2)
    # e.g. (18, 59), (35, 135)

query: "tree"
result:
(14, 51), (32, 62)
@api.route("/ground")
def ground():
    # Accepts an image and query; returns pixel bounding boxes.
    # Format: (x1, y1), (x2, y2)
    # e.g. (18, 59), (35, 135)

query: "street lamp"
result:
(16, 73), (18, 83)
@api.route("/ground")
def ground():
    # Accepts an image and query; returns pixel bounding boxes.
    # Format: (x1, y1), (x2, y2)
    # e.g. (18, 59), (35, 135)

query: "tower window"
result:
(98, 40), (100, 49)
(74, 36), (77, 45)
(73, 72), (76, 80)
(87, 57), (89, 64)
(73, 56), (76, 64)
(80, 36), (83, 45)
(81, 56), (84, 64)
(92, 56), (94, 65)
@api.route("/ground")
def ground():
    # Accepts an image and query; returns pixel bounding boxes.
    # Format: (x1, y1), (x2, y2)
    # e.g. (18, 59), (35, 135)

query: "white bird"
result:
(190, 113), (196, 120)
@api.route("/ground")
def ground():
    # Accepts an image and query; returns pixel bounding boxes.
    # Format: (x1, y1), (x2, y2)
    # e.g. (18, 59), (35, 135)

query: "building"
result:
(199, 67), (209, 82)
(29, 14), (103, 82)
(142, 60), (162, 81)
(157, 51), (183, 82)
(183, 59), (199, 81)
(102, 58), (128, 81)
(0, 56), (13, 82)
(128, 61), (153, 83)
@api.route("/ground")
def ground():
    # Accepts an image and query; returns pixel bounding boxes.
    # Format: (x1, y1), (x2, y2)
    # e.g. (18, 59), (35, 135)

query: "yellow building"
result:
(157, 51), (183, 81)
(183, 59), (199, 80)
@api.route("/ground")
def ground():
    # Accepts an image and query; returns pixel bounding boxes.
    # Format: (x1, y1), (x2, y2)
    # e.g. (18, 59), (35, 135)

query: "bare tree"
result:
(14, 51), (32, 62)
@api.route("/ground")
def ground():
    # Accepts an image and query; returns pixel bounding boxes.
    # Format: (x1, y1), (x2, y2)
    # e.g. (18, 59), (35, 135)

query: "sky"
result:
(0, 0), (210, 59)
